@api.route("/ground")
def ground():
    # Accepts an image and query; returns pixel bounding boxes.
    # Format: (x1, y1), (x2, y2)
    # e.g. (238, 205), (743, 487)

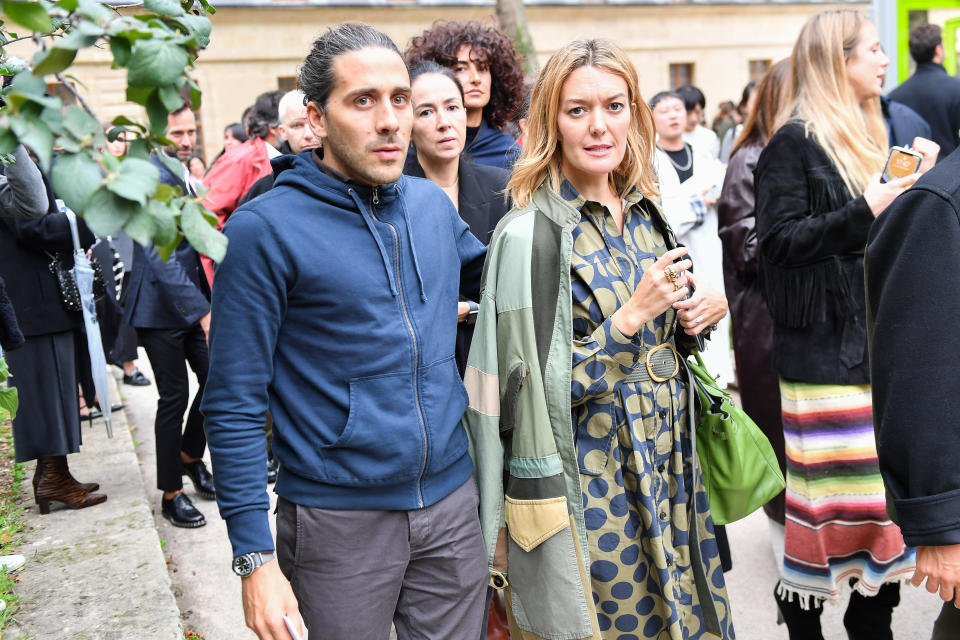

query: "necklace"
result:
(660, 143), (692, 172)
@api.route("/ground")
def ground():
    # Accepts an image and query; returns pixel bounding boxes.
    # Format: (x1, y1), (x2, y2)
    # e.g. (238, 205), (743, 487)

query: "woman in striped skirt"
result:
(754, 10), (935, 639)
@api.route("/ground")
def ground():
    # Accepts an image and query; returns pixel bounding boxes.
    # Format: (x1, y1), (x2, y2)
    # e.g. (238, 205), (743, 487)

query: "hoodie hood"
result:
(269, 150), (426, 300)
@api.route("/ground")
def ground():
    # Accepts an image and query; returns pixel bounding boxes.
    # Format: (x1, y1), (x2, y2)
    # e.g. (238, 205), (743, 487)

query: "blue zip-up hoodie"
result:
(202, 151), (487, 556)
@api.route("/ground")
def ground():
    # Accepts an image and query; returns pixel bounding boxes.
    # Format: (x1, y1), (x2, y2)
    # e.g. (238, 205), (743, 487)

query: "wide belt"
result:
(624, 342), (681, 384)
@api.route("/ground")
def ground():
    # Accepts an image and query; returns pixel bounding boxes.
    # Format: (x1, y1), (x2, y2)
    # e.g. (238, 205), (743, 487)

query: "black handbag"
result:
(46, 251), (107, 312)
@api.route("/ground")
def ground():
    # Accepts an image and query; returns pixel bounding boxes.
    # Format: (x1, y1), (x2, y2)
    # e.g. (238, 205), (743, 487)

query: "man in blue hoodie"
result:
(202, 23), (489, 640)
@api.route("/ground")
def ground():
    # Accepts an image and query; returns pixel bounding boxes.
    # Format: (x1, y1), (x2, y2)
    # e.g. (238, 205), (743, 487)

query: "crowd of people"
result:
(1, 9), (960, 640)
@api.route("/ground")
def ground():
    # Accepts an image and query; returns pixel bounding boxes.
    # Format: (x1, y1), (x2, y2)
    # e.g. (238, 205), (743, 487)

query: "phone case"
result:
(881, 147), (922, 183)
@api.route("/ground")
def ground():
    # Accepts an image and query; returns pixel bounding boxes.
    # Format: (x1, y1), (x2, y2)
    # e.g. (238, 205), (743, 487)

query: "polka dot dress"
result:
(567, 184), (735, 640)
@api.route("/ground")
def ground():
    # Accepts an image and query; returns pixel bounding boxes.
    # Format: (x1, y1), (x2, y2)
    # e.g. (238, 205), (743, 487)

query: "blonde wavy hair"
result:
(777, 10), (887, 196)
(507, 38), (658, 208)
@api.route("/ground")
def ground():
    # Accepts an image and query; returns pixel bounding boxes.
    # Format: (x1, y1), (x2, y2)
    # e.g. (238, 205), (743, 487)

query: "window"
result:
(278, 76), (297, 92)
(748, 59), (771, 82)
(668, 63), (694, 90)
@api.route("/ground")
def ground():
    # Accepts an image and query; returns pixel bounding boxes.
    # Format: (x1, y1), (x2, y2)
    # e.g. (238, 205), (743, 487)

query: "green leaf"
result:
(186, 75), (201, 110)
(153, 183), (178, 203)
(0, 384), (18, 420)
(111, 115), (145, 130)
(105, 157), (159, 206)
(2, 0), (52, 33)
(157, 84), (184, 112)
(173, 14), (210, 47)
(62, 105), (99, 139)
(75, 0), (109, 23)
(127, 38), (189, 88)
(148, 196), (179, 245)
(156, 150), (182, 178)
(83, 186), (137, 235)
(55, 0), (79, 11)
(0, 56), (27, 76)
(51, 151), (103, 211)
(155, 230), (182, 261)
(54, 135), (81, 153)
(0, 127), (18, 155)
(101, 150), (120, 173)
(181, 201), (227, 262)
(144, 0), (183, 16)
(32, 47), (77, 76)
(125, 137), (150, 160)
(10, 115), (53, 170)
(9, 69), (46, 98)
(125, 86), (154, 106)
(145, 89), (168, 134)
(109, 37), (130, 68)
(122, 203), (155, 246)
(52, 28), (99, 52)
(39, 106), (65, 135)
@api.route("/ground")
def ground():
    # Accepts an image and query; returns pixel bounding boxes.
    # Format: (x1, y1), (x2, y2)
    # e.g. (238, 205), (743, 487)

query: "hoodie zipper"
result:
(369, 187), (428, 508)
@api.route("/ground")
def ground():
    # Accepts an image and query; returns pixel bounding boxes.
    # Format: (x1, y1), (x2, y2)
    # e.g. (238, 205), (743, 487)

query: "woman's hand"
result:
(457, 302), (470, 323)
(913, 137), (940, 175)
(612, 247), (691, 336)
(673, 272), (728, 336)
(864, 173), (920, 217)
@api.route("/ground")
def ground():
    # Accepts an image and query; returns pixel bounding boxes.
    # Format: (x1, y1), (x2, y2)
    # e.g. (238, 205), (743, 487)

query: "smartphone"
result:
(880, 146), (922, 184)
(283, 615), (307, 640)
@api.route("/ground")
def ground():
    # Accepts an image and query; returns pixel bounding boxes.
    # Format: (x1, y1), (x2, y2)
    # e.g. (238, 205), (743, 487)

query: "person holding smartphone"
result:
(754, 10), (926, 639)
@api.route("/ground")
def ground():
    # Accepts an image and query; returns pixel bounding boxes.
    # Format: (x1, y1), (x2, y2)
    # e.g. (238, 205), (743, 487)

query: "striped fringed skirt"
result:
(777, 380), (915, 606)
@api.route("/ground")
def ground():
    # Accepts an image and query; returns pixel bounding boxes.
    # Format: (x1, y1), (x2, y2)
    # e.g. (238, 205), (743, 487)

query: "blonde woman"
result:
(465, 38), (733, 640)
(755, 10), (922, 639)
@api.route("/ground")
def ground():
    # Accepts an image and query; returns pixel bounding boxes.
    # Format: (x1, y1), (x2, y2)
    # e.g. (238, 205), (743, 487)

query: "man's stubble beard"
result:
(324, 119), (408, 187)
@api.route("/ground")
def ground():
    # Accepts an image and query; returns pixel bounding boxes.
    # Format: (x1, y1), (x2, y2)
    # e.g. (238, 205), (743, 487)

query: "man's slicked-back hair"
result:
(299, 23), (402, 110)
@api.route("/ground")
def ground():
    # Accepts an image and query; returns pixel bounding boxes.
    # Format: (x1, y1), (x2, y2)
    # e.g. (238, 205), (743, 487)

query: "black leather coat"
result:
(717, 139), (785, 523)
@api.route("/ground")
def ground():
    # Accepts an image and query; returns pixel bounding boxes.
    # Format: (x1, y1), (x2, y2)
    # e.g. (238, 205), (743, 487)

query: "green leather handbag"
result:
(686, 352), (785, 525)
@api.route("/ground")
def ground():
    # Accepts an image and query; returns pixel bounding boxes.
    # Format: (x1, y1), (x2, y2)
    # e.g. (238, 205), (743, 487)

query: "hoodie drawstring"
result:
(348, 188), (398, 297)
(397, 188), (427, 302)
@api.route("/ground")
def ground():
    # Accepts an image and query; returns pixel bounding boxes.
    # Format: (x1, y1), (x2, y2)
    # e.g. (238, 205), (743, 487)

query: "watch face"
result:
(233, 554), (254, 577)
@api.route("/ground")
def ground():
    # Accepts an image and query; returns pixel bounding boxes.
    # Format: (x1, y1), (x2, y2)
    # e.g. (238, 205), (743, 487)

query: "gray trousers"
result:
(276, 478), (488, 640)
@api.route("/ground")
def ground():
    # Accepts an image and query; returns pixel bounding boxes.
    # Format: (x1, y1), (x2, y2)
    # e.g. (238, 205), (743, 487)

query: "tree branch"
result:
(3, 32), (61, 47)
(54, 72), (96, 118)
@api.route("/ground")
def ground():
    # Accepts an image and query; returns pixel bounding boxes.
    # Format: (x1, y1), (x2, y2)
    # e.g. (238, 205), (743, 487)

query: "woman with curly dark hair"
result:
(406, 20), (524, 171)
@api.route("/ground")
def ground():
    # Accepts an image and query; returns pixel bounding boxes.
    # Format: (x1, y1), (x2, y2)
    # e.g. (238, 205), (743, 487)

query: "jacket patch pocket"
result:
(575, 400), (619, 476)
(504, 496), (594, 638)
(320, 370), (421, 485)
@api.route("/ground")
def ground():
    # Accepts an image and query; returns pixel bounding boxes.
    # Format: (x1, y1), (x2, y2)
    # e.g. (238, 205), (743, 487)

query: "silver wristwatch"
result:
(232, 551), (276, 577)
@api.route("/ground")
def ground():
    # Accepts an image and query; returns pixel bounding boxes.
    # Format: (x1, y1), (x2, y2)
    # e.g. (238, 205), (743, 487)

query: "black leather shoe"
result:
(266, 455), (279, 484)
(161, 492), (206, 528)
(182, 459), (216, 500)
(123, 369), (151, 386)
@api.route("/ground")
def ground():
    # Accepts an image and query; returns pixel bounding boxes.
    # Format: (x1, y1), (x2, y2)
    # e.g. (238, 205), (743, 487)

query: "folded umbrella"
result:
(62, 203), (113, 438)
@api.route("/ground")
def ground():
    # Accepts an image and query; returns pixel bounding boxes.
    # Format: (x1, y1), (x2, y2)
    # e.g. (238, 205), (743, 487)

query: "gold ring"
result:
(673, 281), (682, 291)
(664, 266), (677, 281)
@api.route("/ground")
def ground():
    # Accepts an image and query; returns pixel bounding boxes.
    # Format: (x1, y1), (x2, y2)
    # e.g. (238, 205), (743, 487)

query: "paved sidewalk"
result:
(123, 349), (260, 639)
(6, 369), (181, 639)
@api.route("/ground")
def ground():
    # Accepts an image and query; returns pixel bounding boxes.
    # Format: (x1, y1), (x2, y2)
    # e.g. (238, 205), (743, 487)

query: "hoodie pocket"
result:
(419, 354), (470, 471)
(318, 370), (422, 485)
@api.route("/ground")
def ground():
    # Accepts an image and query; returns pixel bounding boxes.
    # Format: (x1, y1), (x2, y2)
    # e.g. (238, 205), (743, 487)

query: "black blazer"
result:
(0, 176), (95, 339)
(755, 121), (876, 385)
(121, 156), (210, 330)
(889, 62), (960, 157)
(404, 153), (509, 372)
